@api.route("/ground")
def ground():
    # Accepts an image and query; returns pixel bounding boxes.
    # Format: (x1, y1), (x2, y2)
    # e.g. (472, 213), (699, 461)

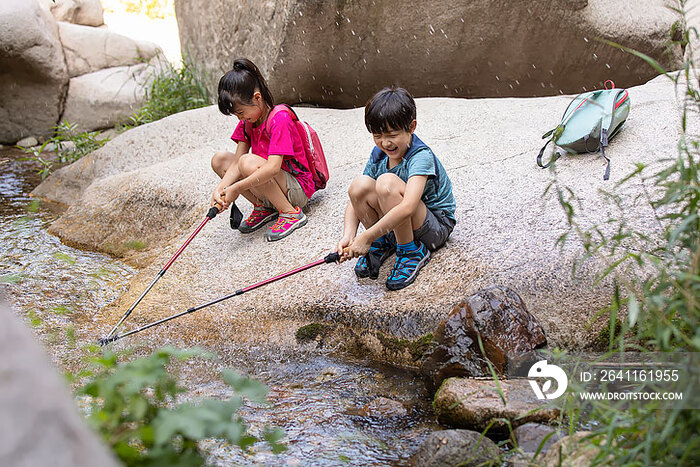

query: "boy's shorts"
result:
(387, 208), (456, 251)
(261, 171), (309, 209)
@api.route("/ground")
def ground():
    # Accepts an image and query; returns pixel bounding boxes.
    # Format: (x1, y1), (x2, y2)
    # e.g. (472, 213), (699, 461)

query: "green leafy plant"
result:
(17, 120), (109, 178)
(123, 58), (211, 129)
(543, 1), (699, 464)
(78, 347), (285, 466)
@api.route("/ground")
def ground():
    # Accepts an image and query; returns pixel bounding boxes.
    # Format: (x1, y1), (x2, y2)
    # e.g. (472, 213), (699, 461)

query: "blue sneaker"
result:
(354, 239), (396, 279)
(386, 242), (431, 290)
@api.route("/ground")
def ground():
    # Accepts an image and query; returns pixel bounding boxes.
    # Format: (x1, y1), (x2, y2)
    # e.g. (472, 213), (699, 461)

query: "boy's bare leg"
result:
(211, 150), (261, 206)
(348, 175), (382, 229)
(238, 154), (295, 213)
(375, 173), (427, 245)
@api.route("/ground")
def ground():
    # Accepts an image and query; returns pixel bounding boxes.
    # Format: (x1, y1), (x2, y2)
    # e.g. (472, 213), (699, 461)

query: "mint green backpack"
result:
(537, 81), (630, 180)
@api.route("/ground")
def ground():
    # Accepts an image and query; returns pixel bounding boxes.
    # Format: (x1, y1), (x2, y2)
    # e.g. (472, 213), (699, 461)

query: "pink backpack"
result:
(245, 104), (329, 191)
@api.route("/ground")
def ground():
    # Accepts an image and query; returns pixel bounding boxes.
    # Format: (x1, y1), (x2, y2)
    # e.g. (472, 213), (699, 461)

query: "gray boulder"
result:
(411, 429), (500, 467)
(32, 74), (684, 350)
(62, 63), (157, 131)
(58, 22), (161, 78)
(174, 0), (682, 108)
(42, 0), (104, 27)
(0, 299), (119, 467)
(0, 0), (68, 144)
(433, 378), (560, 432)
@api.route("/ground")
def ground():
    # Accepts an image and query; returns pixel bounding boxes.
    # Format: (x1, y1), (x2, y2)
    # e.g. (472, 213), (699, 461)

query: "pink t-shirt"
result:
(231, 110), (315, 199)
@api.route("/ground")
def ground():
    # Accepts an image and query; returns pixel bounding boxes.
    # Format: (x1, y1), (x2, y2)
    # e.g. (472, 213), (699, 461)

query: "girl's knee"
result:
(348, 175), (376, 200)
(238, 153), (264, 176)
(211, 150), (233, 176)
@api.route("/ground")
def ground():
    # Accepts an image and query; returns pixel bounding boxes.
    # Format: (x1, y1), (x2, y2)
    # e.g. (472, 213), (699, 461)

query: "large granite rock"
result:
(433, 378), (560, 432)
(174, 0), (683, 108)
(32, 74), (685, 349)
(0, 299), (119, 467)
(58, 22), (161, 78)
(0, 0), (68, 143)
(420, 285), (547, 392)
(42, 0), (104, 27)
(61, 63), (157, 131)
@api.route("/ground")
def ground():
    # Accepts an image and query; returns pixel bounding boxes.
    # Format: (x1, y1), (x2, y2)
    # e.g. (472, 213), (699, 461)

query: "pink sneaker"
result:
(238, 205), (278, 233)
(264, 207), (307, 241)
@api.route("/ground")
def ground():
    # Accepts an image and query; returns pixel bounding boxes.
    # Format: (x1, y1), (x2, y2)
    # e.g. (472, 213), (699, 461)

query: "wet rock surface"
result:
(514, 422), (565, 456)
(0, 299), (119, 467)
(175, 0), (682, 107)
(349, 396), (408, 419)
(420, 285), (546, 391)
(541, 431), (602, 467)
(410, 429), (501, 467)
(434, 378), (559, 432)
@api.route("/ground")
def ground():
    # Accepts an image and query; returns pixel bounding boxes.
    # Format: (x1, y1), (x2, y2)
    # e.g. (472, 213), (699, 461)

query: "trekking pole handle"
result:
(207, 203), (223, 219)
(324, 252), (340, 263)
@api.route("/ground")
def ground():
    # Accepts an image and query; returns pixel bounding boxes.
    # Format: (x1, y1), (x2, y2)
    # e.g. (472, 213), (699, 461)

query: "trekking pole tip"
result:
(97, 335), (118, 346)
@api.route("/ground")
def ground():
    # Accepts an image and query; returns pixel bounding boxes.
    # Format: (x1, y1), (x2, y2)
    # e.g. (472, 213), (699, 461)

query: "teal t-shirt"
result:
(363, 135), (456, 222)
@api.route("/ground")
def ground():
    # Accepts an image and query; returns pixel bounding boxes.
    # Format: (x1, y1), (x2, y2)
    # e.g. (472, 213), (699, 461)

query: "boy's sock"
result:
(396, 240), (419, 253)
(370, 235), (390, 251)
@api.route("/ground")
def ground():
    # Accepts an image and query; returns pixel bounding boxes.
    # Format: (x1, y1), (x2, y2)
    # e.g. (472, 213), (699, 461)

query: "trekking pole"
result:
(98, 252), (340, 346)
(103, 205), (223, 341)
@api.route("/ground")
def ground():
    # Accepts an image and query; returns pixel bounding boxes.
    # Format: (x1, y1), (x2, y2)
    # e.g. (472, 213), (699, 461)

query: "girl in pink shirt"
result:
(211, 58), (314, 241)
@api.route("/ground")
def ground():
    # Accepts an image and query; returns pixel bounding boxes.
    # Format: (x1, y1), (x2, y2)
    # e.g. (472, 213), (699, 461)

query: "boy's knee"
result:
(375, 173), (402, 195)
(348, 175), (376, 200)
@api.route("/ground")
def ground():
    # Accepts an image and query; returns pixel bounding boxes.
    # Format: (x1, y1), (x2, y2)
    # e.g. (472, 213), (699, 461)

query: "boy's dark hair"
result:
(218, 58), (275, 115)
(364, 86), (417, 134)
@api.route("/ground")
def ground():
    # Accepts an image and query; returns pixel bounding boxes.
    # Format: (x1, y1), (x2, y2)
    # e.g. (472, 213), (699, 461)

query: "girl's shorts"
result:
(261, 171), (309, 209)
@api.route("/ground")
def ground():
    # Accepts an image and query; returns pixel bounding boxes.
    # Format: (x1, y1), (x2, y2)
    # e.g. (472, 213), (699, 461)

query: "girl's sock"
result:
(397, 240), (419, 253)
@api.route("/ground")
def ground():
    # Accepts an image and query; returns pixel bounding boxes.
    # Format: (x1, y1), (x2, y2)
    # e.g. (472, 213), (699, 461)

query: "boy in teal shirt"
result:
(336, 87), (456, 290)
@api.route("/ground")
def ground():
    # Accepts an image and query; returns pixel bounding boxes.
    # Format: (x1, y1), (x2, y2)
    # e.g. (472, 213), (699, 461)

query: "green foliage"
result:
(78, 347), (285, 466)
(295, 323), (329, 343)
(123, 58), (210, 129)
(17, 120), (109, 178)
(545, 2), (700, 464)
(123, 0), (174, 20)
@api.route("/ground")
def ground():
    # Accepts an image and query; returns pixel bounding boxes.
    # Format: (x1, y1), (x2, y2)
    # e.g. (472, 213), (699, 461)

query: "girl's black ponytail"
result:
(218, 58), (275, 115)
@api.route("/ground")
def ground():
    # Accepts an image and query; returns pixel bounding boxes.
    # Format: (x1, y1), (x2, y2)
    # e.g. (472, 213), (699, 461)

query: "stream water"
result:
(0, 148), (440, 466)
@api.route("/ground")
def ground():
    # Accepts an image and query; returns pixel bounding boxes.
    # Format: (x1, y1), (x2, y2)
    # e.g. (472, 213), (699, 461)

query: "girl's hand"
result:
(222, 185), (240, 208)
(336, 235), (354, 262)
(344, 233), (371, 261)
(211, 185), (226, 210)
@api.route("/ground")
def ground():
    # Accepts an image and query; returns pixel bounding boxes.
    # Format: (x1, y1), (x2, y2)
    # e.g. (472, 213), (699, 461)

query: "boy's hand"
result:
(344, 232), (371, 260)
(336, 235), (354, 262)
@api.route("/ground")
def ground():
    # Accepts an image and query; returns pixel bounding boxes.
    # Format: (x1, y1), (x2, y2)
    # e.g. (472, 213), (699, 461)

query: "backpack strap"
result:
(264, 104), (298, 135)
(537, 139), (560, 169)
(598, 90), (622, 181)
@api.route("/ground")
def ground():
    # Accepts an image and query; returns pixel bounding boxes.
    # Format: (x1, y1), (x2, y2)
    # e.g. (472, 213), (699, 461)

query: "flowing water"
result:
(0, 148), (439, 466)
